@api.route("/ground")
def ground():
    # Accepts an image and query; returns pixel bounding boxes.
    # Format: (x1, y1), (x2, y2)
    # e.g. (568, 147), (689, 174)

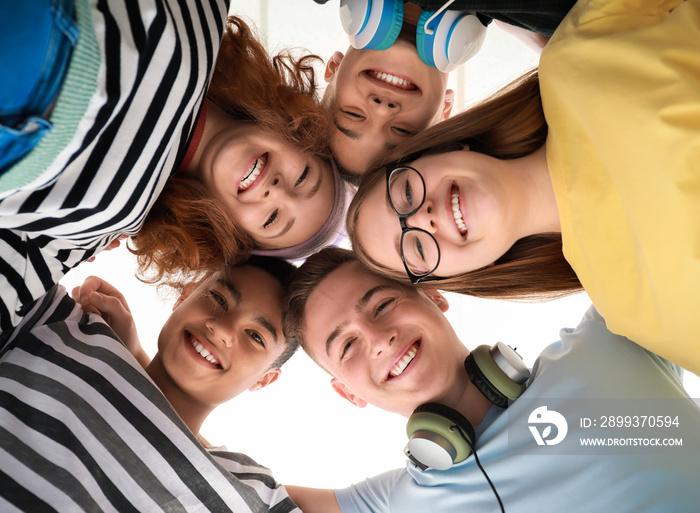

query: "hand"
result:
(87, 234), (128, 263)
(72, 276), (150, 368)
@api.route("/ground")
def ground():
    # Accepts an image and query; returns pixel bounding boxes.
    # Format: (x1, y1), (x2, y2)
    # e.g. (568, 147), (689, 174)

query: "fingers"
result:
(88, 291), (128, 319)
(73, 276), (130, 316)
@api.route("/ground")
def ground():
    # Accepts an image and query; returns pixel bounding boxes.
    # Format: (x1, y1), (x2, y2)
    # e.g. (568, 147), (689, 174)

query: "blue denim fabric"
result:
(0, 0), (78, 173)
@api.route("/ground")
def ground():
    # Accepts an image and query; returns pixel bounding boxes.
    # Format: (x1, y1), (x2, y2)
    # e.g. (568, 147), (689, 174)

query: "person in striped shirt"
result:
(0, 256), (301, 512)
(71, 255), (297, 443)
(0, 5), (347, 343)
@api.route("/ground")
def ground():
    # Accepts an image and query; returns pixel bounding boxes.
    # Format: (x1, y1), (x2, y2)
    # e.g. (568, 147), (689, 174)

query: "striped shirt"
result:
(0, 0), (229, 340)
(0, 284), (300, 513)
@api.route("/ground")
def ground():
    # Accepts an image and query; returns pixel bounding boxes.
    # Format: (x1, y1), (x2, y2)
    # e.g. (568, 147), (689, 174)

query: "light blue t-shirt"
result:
(336, 306), (700, 513)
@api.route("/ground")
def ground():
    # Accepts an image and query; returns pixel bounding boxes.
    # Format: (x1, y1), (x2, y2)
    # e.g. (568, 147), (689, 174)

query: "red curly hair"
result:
(131, 16), (333, 287)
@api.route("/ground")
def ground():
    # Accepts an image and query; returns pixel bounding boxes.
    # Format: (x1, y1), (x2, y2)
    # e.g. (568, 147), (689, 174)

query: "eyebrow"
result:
(217, 279), (242, 305)
(304, 165), (323, 200)
(255, 315), (279, 344)
(324, 285), (396, 357)
(384, 192), (402, 256)
(334, 119), (361, 140)
(270, 218), (295, 239)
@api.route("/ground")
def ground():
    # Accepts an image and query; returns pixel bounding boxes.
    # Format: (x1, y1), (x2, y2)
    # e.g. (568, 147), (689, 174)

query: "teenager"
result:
(348, 0), (700, 374)
(314, 0), (576, 179)
(282, 247), (700, 513)
(0, 8), (347, 339)
(0, 257), (301, 511)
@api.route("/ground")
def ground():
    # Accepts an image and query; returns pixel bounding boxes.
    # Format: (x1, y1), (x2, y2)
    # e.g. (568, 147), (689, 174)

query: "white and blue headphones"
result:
(339, 0), (487, 72)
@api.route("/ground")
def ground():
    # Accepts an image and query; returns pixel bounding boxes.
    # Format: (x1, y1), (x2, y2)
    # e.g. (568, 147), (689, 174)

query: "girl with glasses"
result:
(347, 0), (700, 375)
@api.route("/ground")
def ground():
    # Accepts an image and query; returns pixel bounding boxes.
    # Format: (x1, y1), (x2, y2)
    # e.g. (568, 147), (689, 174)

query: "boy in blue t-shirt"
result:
(283, 247), (700, 513)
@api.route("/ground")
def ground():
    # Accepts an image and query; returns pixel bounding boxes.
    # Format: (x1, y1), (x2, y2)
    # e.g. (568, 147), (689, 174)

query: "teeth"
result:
(239, 155), (266, 191)
(191, 338), (220, 365)
(451, 190), (468, 235)
(370, 71), (415, 89)
(389, 346), (417, 378)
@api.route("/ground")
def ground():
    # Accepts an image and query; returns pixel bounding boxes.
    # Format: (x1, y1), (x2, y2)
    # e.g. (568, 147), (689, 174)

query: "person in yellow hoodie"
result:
(347, 0), (700, 374)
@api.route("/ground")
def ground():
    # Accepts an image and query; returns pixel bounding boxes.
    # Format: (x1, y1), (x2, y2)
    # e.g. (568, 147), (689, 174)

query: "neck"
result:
(430, 349), (493, 427)
(504, 144), (560, 238)
(146, 354), (213, 435)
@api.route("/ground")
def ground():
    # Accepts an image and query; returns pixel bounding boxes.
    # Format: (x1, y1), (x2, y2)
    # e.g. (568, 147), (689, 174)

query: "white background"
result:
(60, 1), (700, 489)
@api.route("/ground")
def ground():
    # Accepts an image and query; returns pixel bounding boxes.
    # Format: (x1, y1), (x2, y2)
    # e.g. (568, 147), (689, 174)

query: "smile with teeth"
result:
(239, 153), (267, 191)
(368, 70), (417, 91)
(451, 186), (468, 236)
(389, 343), (419, 378)
(188, 332), (221, 366)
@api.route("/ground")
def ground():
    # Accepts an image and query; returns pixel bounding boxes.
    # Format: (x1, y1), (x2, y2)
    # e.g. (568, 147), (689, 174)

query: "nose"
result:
(405, 200), (437, 234)
(263, 175), (283, 199)
(367, 323), (398, 358)
(368, 94), (400, 117)
(206, 317), (236, 348)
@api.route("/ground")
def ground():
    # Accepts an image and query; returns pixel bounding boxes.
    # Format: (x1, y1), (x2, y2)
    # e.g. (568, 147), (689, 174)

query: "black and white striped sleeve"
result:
(0, 0), (229, 338)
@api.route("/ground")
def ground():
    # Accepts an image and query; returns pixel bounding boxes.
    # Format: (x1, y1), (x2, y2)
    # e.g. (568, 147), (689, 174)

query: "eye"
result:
(392, 126), (413, 136)
(343, 110), (365, 120)
(340, 337), (356, 360)
(404, 179), (414, 206)
(209, 290), (228, 310)
(415, 239), (426, 262)
(246, 329), (266, 348)
(295, 166), (309, 187)
(263, 209), (278, 229)
(375, 297), (396, 316)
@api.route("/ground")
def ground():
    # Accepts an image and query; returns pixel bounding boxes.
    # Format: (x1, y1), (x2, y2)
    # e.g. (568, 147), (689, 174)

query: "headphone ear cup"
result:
(466, 345), (528, 408)
(416, 10), (487, 72)
(405, 403), (475, 470)
(340, 0), (404, 51)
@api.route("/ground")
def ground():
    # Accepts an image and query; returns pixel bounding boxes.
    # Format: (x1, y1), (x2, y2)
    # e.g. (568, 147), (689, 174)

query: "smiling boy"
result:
(72, 256), (296, 439)
(318, 1), (577, 179)
(283, 247), (700, 513)
(1, 256), (300, 511)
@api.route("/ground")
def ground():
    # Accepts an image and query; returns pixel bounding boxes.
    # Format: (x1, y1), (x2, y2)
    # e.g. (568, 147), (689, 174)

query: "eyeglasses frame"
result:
(385, 164), (446, 285)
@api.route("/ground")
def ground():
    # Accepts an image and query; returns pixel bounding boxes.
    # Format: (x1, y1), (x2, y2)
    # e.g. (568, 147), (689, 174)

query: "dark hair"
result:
(347, 69), (583, 300)
(283, 247), (358, 363)
(130, 16), (334, 290)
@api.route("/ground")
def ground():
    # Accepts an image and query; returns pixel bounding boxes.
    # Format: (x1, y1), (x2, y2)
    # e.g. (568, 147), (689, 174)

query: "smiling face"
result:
(324, 43), (454, 176)
(156, 265), (286, 408)
(302, 261), (469, 417)
(195, 118), (335, 250)
(353, 150), (525, 280)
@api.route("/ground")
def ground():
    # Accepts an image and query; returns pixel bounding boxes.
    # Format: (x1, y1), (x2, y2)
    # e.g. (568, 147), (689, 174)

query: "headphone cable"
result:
(456, 427), (505, 513)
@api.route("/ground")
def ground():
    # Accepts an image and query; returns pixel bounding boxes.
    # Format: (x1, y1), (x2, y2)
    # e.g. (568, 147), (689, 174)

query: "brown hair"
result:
(131, 16), (333, 288)
(347, 69), (583, 300)
(283, 247), (358, 364)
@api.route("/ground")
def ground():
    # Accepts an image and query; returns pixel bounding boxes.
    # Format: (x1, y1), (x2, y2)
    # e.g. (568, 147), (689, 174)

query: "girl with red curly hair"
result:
(0, 5), (345, 337)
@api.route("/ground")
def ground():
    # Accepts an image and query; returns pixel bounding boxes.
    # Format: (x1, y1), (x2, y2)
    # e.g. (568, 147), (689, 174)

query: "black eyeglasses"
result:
(385, 164), (444, 284)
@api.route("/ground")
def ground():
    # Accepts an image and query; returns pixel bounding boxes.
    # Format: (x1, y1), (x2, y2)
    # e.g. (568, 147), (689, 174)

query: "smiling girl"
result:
(0, 10), (346, 335)
(348, 0), (700, 374)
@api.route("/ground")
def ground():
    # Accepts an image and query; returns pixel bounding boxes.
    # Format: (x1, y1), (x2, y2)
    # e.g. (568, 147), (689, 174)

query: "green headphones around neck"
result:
(405, 342), (531, 471)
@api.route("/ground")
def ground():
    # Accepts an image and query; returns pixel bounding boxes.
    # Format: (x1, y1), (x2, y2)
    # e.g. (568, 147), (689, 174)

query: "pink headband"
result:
(252, 158), (350, 260)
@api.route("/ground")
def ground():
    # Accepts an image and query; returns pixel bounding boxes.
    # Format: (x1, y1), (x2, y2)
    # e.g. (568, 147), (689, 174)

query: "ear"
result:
(172, 285), (194, 311)
(422, 288), (449, 312)
(330, 378), (367, 408)
(249, 368), (281, 392)
(325, 51), (344, 83)
(442, 89), (455, 119)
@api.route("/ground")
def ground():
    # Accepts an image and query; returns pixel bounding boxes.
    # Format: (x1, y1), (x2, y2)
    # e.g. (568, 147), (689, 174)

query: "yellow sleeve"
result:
(541, 0), (700, 374)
